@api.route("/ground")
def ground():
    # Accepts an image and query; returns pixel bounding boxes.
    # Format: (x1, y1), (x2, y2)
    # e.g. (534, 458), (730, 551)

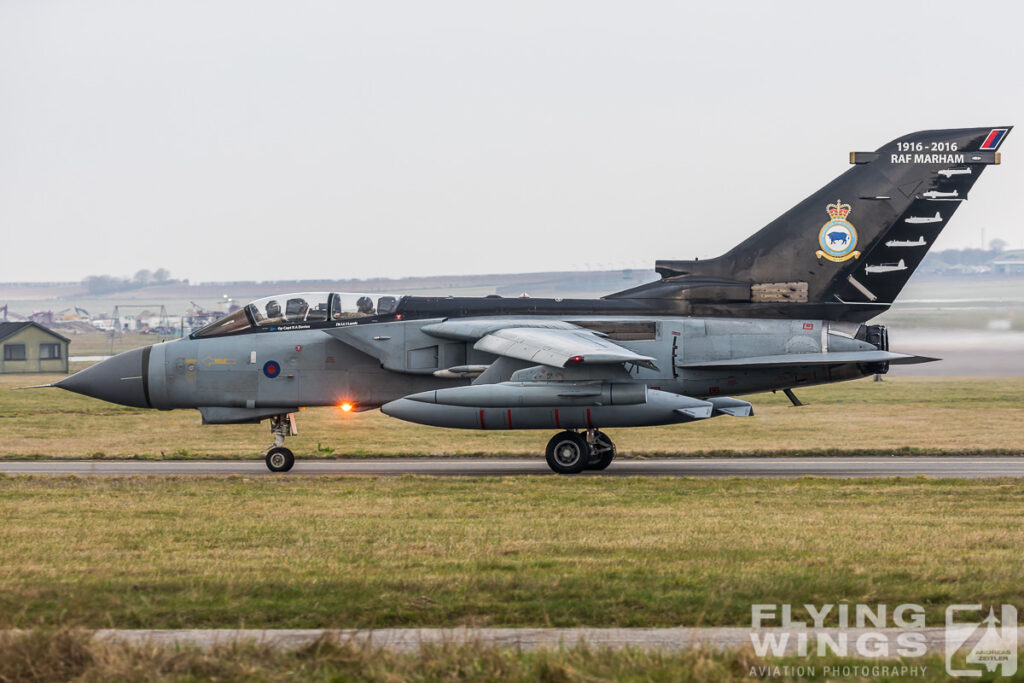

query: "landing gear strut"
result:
(544, 429), (616, 474)
(265, 414), (296, 473)
(585, 430), (616, 471)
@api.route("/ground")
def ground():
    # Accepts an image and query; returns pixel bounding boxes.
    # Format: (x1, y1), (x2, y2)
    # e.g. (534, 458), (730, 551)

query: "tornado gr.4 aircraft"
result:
(54, 126), (1011, 473)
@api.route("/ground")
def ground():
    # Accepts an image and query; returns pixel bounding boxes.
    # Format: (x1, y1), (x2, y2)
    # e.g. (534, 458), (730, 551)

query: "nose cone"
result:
(58, 346), (150, 408)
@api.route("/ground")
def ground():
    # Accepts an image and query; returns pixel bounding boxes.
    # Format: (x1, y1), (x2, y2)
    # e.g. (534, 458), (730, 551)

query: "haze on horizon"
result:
(2, 0), (1021, 285)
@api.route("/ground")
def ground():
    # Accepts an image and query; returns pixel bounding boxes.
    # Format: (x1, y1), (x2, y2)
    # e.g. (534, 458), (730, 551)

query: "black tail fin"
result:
(614, 127), (1011, 321)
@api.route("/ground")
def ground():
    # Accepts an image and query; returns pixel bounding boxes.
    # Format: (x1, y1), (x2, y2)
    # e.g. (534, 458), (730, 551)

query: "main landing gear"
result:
(265, 414), (296, 473)
(544, 429), (616, 474)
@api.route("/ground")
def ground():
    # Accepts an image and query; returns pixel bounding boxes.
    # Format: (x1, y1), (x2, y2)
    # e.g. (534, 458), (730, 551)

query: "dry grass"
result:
(1, 476), (1022, 629)
(1, 374), (1021, 459)
(60, 331), (176, 357)
(0, 628), (975, 682)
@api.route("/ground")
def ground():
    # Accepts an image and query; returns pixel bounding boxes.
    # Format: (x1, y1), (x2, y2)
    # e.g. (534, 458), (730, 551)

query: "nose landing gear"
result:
(265, 414), (296, 472)
(544, 428), (616, 474)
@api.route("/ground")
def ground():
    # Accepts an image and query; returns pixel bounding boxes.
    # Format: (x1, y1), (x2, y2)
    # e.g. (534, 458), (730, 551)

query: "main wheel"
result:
(586, 431), (616, 470)
(545, 431), (590, 474)
(266, 446), (295, 473)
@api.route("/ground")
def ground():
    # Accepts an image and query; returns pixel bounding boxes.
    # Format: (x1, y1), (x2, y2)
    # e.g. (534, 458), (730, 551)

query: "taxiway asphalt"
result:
(1, 456), (1022, 477)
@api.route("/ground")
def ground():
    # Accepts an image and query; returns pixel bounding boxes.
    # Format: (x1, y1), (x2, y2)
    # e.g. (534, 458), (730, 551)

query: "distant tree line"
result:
(920, 240), (1010, 271)
(82, 268), (187, 295)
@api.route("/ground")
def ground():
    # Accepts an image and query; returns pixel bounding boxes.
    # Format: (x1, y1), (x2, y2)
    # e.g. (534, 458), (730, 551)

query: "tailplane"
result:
(611, 127), (1011, 321)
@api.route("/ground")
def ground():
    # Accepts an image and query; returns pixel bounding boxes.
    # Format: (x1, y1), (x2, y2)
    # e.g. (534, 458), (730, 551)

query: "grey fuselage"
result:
(81, 314), (876, 428)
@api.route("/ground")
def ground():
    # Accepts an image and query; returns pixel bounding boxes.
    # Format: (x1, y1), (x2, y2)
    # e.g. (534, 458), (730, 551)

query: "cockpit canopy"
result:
(191, 292), (403, 338)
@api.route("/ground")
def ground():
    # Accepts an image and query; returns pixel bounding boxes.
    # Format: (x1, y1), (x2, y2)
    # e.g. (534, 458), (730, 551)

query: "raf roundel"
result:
(815, 199), (861, 263)
(263, 360), (281, 378)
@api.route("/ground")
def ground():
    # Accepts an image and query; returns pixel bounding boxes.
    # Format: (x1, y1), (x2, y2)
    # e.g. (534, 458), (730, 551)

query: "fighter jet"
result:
(53, 127), (1011, 473)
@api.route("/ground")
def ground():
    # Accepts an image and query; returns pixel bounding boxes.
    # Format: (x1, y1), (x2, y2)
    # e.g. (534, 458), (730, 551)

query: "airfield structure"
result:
(108, 304), (171, 354)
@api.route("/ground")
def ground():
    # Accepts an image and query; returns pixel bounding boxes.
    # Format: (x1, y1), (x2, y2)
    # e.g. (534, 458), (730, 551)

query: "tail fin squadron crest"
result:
(816, 200), (860, 262)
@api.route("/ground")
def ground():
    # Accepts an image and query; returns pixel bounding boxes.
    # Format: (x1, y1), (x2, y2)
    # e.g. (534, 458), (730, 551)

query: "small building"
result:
(0, 322), (70, 374)
(990, 250), (1024, 275)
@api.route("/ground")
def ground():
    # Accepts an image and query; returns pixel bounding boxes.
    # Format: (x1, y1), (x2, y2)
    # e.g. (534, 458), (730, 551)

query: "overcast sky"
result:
(2, 0), (1021, 284)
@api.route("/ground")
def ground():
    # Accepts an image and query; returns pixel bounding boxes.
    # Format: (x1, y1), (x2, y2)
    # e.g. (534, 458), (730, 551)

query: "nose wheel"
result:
(264, 414), (297, 473)
(545, 429), (616, 474)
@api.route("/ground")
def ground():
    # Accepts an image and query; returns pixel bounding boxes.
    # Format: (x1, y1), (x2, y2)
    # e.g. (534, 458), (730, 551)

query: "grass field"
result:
(1, 476), (1022, 630)
(61, 331), (179, 356)
(3, 364), (1022, 681)
(0, 631), (978, 682)
(1, 373), (1021, 459)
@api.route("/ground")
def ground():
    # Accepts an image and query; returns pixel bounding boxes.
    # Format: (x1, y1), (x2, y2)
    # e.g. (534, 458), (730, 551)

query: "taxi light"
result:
(340, 402), (354, 413)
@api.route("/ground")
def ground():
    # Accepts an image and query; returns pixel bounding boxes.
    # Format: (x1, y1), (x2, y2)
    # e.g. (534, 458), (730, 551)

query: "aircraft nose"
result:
(57, 346), (150, 408)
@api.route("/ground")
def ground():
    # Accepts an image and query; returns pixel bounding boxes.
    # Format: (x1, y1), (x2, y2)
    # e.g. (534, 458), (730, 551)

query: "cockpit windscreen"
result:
(191, 292), (403, 338)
